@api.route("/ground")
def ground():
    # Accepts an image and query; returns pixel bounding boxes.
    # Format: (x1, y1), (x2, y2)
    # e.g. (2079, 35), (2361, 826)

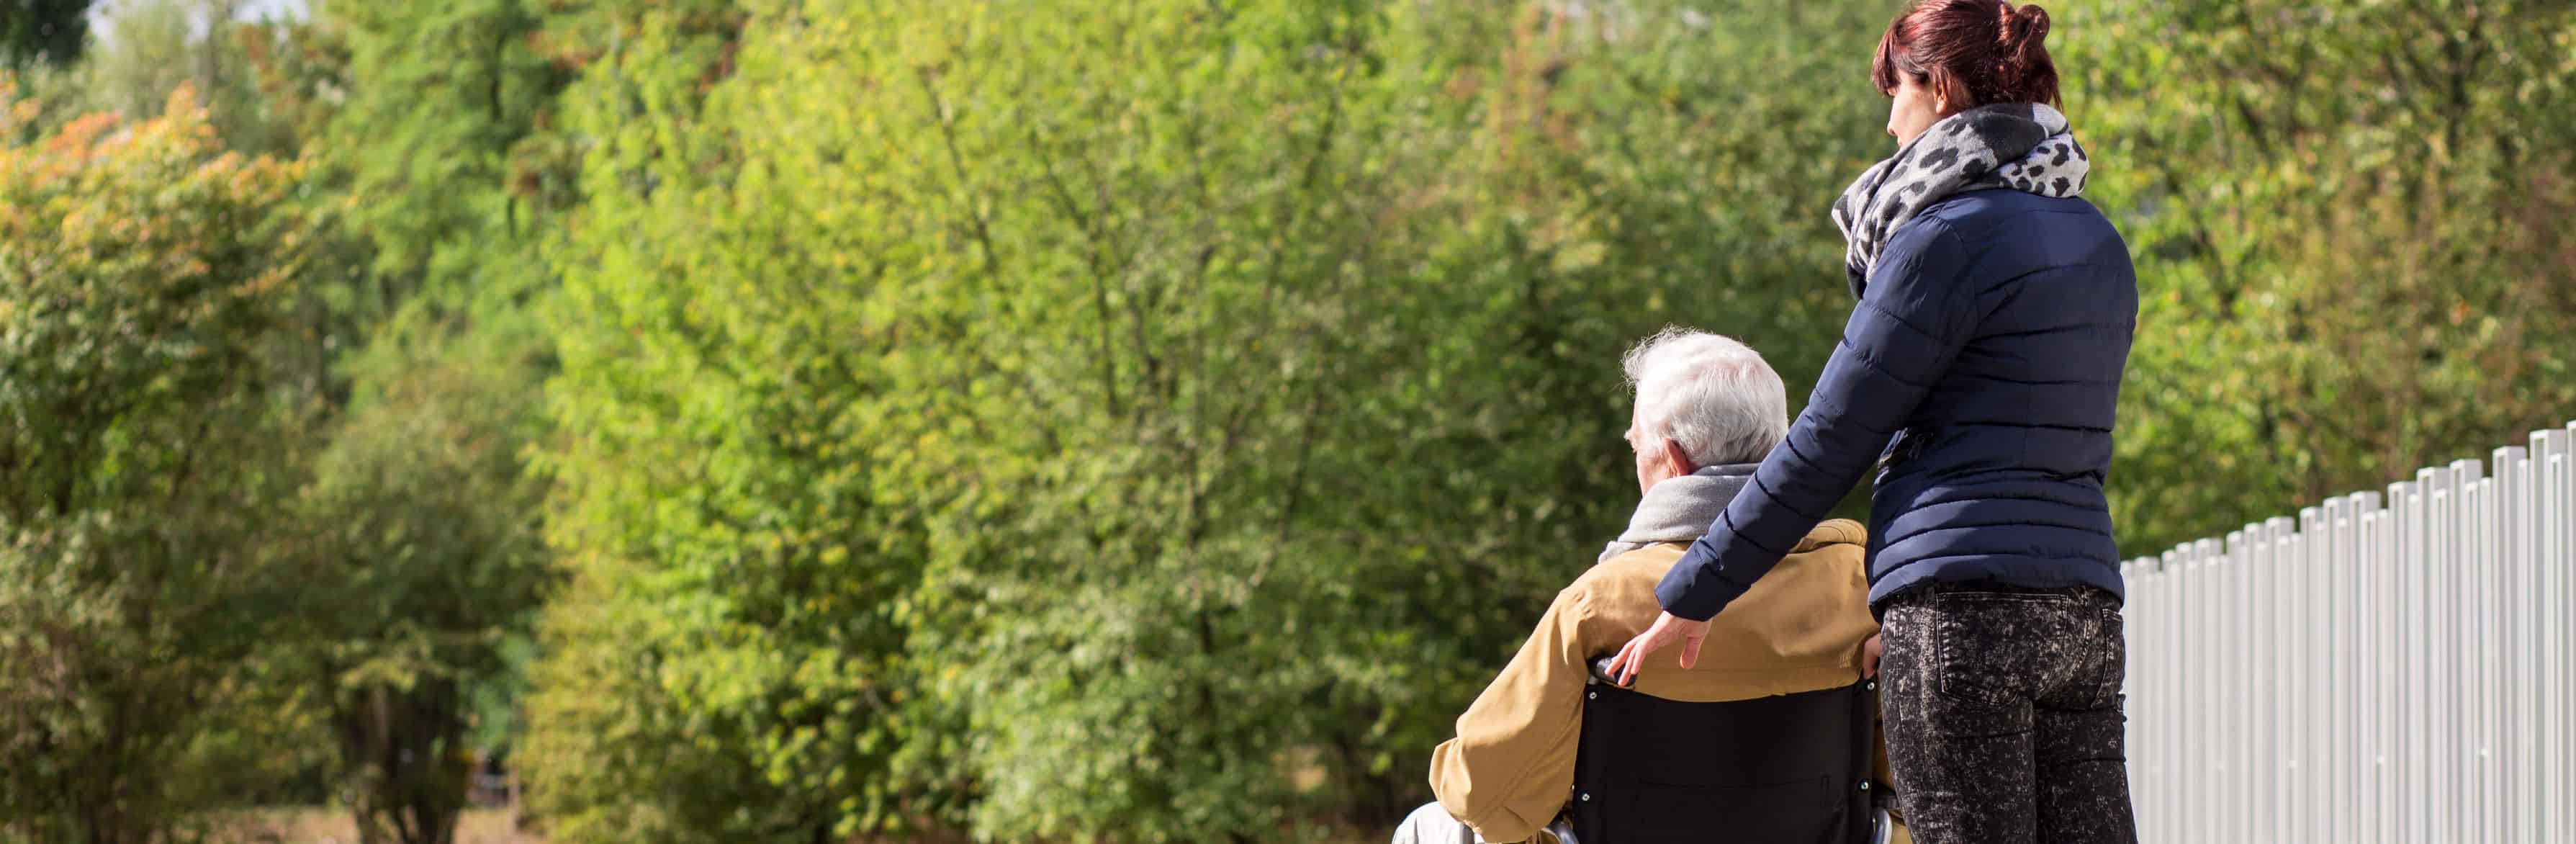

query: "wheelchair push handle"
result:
(1585, 655), (1633, 688)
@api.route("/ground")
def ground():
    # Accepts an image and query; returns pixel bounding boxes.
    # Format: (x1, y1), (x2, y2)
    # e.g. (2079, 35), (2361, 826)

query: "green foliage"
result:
(0, 0), (89, 71)
(284, 1), (591, 840)
(863, 1), (1879, 837)
(521, 4), (898, 840)
(527, 1), (1890, 840)
(2069, 0), (2576, 553)
(0, 86), (315, 844)
(310, 0), (576, 394)
(286, 350), (551, 844)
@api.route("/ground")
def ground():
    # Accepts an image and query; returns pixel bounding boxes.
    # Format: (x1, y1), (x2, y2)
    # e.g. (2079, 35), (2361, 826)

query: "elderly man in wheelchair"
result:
(1397, 329), (1905, 844)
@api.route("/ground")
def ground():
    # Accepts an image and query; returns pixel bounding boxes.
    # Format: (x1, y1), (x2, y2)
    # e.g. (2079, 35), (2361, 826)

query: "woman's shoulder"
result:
(1916, 188), (2109, 233)
(1904, 189), (2125, 264)
(1863, 190), (2130, 302)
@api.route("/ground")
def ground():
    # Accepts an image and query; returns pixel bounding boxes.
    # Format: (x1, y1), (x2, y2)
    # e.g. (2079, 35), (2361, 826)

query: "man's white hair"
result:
(1621, 327), (1789, 467)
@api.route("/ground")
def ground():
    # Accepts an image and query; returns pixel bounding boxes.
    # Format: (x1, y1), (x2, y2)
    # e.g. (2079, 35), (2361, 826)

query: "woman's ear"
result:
(1929, 71), (1971, 116)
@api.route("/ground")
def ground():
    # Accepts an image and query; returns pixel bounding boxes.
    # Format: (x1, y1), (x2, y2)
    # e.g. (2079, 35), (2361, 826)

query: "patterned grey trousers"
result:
(1879, 585), (2140, 844)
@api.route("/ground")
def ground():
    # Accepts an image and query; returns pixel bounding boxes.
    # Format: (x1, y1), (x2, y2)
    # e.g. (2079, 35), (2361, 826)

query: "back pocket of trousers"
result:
(1930, 593), (2075, 706)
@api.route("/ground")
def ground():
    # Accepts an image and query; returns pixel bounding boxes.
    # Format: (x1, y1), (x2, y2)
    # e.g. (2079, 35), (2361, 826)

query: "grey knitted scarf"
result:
(1831, 102), (2089, 298)
(1598, 463), (1760, 564)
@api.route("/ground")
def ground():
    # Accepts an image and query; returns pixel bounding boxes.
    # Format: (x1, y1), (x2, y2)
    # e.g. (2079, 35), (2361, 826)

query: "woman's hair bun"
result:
(1994, 3), (2056, 105)
(2001, 3), (2050, 48)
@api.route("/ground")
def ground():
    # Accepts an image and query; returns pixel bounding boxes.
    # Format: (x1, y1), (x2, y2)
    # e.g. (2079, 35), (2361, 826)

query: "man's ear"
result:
(1660, 438), (1696, 477)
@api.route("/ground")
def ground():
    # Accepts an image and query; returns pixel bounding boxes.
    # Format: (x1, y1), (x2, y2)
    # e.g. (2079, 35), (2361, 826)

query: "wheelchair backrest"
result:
(1571, 659), (1875, 844)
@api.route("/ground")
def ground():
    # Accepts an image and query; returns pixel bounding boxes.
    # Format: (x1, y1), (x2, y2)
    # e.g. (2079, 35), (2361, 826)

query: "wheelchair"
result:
(1571, 656), (1898, 844)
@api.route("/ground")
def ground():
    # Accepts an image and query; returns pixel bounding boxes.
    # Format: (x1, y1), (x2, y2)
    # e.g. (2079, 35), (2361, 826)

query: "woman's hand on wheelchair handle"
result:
(1606, 611), (1711, 688)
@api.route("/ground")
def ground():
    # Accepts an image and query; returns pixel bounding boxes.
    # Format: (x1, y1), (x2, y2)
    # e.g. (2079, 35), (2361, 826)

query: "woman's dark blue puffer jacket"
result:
(1657, 187), (2139, 619)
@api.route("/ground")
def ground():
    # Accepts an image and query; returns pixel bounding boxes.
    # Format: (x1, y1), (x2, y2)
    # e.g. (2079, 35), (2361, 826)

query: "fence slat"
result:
(2495, 445), (2531, 844)
(2434, 463), (2464, 840)
(2359, 493), (2390, 844)
(2266, 515), (2292, 844)
(2466, 464), (2498, 844)
(2326, 494), (2356, 844)
(2541, 428), (2570, 844)
(2225, 526), (2250, 844)
(2549, 425), (2575, 843)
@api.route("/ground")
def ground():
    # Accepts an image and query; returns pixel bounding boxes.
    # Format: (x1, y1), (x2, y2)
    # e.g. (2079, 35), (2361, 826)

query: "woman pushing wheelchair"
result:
(1606, 1), (2141, 842)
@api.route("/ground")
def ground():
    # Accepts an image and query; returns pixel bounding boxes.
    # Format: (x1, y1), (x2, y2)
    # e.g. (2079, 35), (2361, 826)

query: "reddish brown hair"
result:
(1871, 0), (2060, 109)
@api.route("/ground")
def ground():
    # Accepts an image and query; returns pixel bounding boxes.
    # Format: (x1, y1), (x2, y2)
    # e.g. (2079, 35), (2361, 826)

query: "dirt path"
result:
(215, 808), (539, 844)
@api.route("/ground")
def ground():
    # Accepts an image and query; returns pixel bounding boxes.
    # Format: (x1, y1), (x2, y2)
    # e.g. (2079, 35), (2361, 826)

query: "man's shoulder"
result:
(1575, 520), (1866, 593)
(1572, 543), (1684, 595)
(1794, 518), (1867, 553)
(1590, 542), (1686, 571)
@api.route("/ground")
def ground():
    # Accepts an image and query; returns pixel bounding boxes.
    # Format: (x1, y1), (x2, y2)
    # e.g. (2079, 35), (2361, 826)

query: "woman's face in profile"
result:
(1886, 70), (1947, 149)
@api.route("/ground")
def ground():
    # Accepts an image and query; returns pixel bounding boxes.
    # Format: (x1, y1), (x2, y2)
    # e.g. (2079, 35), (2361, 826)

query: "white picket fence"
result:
(2123, 420), (2576, 843)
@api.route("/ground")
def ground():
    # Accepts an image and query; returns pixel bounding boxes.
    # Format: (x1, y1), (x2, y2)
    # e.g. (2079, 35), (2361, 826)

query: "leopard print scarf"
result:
(1830, 102), (2089, 298)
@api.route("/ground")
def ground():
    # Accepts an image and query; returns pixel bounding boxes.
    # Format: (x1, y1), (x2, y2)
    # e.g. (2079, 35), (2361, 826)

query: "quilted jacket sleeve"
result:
(1655, 217), (1979, 621)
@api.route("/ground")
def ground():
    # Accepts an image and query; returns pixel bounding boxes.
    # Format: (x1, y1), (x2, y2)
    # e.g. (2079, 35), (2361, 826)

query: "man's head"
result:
(1621, 328), (1790, 494)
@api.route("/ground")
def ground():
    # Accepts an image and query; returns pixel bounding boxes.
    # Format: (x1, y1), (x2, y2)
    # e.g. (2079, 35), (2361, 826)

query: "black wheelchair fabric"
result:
(1570, 682), (1873, 844)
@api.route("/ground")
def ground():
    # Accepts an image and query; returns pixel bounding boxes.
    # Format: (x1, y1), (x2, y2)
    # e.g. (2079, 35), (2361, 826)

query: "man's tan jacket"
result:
(1427, 519), (1882, 843)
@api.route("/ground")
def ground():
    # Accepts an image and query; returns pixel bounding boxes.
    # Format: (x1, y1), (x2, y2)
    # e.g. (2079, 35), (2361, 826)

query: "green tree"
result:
(7, 4), (609, 839)
(0, 86), (316, 844)
(520, 4), (888, 841)
(282, 350), (550, 844)
(2067, 0), (2576, 553)
(883, 1), (1892, 836)
(292, 1), (590, 839)
(314, 0), (576, 337)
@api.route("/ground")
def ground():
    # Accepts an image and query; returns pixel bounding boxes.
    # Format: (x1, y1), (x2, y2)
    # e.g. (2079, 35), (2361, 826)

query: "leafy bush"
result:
(0, 86), (315, 844)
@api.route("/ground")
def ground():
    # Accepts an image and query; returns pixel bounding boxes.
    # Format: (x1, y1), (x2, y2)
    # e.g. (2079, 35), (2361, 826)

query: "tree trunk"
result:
(338, 678), (472, 844)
